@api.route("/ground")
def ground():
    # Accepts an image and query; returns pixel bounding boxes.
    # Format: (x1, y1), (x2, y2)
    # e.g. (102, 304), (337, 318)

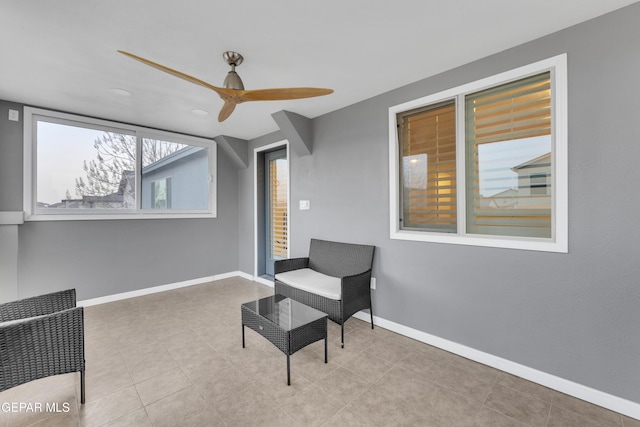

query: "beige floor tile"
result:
(289, 348), (337, 383)
(473, 407), (529, 426)
(164, 339), (223, 370)
(144, 386), (207, 427)
(412, 342), (461, 365)
(84, 352), (128, 380)
(226, 401), (295, 427)
(495, 372), (556, 403)
(423, 384), (482, 426)
(121, 345), (178, 385)
(552, 391), (623, 427)
(316, 366), (371, 405)
(341, 327), (377, 350)
(79, 386), (142, 427)
(279, 384), (344, 427)
(28, 411), (80, 427)
(362, 335), (411, 364)
(375, 365), (437, 411)
(394, 349), (447, 381)
(103, 408), (151, 427)
(0, 410), (10, 427)
(6, 384), (77, 427)
(134, 368), (192, 406)
(188, 365), (252, 403)
(252, 369), (315, 402)
(436, 359), (499, 403)
(83, 368), (132, 404)
(224, 343), (288, 379)
(346, 386), (437, 427)
(624, 416), (640, 427)
(318, 339), (365, 367)
(547, 404), (611, 427)
(322, 407), (371, 426)
(180, 408), (227, 427)
(341, 352), (394, 383)
(4, 278), (633, 427)
(214, 384), (271, 422)
(483, 383), (550, 426)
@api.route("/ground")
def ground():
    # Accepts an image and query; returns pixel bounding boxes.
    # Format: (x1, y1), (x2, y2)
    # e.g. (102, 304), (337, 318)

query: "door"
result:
(264, 149), (288, 277)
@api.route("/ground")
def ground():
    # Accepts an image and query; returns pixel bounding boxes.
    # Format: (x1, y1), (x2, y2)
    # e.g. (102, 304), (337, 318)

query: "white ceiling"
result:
(1, 0), (637, 141)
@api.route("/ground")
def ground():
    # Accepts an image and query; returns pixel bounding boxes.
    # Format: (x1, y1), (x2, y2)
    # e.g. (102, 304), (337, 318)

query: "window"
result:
(389, 55), (567, 252)
(398, 100), (457, 233)
(150, 178), (171, 209)
(24, 108), (216, 220)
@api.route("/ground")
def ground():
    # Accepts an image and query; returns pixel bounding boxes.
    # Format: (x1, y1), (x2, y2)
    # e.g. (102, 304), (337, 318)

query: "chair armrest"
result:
(274, 257), (310, 275)
(341, 269), (373, 320)
(341, 269), (373, 296)
(0, 307), (85, 392)
(0, 289), (76, 323)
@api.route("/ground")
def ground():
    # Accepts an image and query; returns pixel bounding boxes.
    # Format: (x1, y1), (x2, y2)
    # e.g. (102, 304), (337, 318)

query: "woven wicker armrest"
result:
(0, 306), (85, 393)
(0, 289), (77, 323)
(341, 269), (372, 300)
(341, 269), (372, 291)
(275, 257), (310, 275)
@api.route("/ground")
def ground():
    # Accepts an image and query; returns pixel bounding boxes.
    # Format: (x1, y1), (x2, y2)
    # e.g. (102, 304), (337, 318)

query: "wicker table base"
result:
(241, 294), (328, 385)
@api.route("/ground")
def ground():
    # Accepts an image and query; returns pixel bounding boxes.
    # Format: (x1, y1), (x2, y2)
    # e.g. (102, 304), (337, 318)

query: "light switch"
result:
(299, 200), (310, 210)
(8, 110), (19, 122)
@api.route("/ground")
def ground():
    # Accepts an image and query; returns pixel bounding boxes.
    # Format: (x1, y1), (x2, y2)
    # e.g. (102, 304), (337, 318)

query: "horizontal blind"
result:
(270, 158), (288, 258)
(465, 72), (552, 238)
(398, 100), (456, 232)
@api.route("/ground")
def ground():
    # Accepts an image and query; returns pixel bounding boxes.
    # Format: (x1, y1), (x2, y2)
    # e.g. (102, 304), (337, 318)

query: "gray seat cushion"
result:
(275, 268), (341, 300)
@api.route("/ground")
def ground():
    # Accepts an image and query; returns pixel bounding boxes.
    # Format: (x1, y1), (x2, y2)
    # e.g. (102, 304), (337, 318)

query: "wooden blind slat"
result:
(398, 99), (457, 231)
(466, 72), (552, 238)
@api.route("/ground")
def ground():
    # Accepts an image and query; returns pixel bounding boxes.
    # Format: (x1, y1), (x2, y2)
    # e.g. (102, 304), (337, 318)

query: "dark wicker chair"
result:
(274, 238), (375, 348)
(0, 289), (85, 404)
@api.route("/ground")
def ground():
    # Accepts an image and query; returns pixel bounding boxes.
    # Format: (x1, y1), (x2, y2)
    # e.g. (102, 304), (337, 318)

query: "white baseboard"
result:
(254, 276), (274, 287)
(75, 272), (639, 420)
(353, 312), (640, 421)
(77, 271), (243, 307)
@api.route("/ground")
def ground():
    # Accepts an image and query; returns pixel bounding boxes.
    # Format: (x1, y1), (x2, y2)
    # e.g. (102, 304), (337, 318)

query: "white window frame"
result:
(389, 54), (568, 253)
(23, 107), (217, 221)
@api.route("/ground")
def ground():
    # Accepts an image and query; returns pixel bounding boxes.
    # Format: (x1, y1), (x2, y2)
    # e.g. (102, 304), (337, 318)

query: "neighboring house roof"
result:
(512, 152), (551, 172)
(142, 146), (206, 174)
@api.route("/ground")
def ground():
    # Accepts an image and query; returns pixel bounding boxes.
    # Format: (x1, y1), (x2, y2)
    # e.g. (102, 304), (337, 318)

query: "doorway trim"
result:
(253, 140), (289, 286)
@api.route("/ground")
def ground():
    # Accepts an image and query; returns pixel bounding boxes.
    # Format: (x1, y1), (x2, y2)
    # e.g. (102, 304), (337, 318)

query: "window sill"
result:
(25, 212), (217, 222)
(390, 229), (567, 253)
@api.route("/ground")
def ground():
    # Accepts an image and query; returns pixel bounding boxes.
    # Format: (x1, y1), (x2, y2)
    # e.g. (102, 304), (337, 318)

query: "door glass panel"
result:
(269, 157), (288, 258)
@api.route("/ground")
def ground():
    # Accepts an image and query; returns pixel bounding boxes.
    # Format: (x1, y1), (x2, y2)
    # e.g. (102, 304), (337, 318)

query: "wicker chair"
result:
(274, 239), (375, 348)
(0, 289), (85, 404)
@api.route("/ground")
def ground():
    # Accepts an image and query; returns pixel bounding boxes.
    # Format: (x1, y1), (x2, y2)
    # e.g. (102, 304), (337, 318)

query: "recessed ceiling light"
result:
(191, 109), (209, 116)
(109, 88), (133, 97)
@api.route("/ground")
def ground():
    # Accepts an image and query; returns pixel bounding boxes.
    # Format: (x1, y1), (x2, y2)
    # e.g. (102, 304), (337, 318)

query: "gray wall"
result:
(239, 5), (640, 403)
(0, 101), (239, 301)
(0, 101), (24, 211)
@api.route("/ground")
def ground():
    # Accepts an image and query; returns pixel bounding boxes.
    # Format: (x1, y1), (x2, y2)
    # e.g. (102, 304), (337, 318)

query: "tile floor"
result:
(1, 277), (638, 426)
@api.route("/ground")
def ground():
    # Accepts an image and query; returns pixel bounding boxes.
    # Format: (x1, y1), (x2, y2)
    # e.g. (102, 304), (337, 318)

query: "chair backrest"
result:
(308, 238), (375, 278)
(0, 289), (76, 322)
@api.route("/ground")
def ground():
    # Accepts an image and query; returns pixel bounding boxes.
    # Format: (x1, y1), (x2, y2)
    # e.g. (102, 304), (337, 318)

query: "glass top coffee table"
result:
(241, 294), (328, 385)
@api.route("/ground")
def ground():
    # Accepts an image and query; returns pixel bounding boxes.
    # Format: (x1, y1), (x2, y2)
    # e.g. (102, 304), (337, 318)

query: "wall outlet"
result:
(370, 277), (376, 290)
(299, 200), (310, 210)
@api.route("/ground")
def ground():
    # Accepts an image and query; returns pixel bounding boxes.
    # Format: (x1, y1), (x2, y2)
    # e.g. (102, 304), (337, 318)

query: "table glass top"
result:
(242, 294), (327, 331)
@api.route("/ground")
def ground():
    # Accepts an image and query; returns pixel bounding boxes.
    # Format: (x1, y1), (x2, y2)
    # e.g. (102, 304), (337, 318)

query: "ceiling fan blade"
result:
(237, 87), (334, 102)
(218, 101), (237, 122)
(117, 50), (236, 97)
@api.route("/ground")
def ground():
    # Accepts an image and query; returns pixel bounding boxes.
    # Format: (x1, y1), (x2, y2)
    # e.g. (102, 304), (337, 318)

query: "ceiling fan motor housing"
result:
(223, 71), (244, 90)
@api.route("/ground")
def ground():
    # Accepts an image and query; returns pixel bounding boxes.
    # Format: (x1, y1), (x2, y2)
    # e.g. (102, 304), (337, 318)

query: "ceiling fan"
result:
(118, 50), (334, 122)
